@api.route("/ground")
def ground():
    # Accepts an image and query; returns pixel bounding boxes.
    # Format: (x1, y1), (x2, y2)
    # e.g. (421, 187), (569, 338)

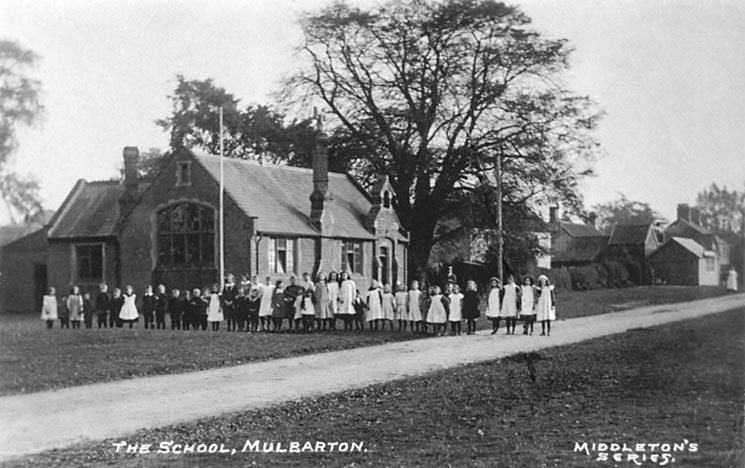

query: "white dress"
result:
(339, 279), (356, 315)
(407, 289), (423, 321)
(366, 288), (383, 321)
(259, 285), (274, 317)
(536, 285), (556, 321)
(449, 293), (463, 321)
(485, 288), (501, 318)
(499, 284), (519, 318)
(119, 293), (139, 320)
(300, 296), (315, 316)
(382, 292), (395, 320)
(328, 282), (340, 315)
(394, 291), (408, 320)
(520, 286), (536, 316)
(726, 270), (738, 291)
(426, 294), (447, 324)
(41, 295), (58, 320)
(207, 293), (223, 322)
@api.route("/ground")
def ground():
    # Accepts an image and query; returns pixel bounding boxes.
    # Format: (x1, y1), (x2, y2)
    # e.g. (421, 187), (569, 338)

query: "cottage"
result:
(604, 223), (662, 284)
(0, 227), (48, 313)
(665, 203), (730, 276)
(648, 237), (719, 286)
(35, 131), (407, 302)
(549, 207), (608, 268)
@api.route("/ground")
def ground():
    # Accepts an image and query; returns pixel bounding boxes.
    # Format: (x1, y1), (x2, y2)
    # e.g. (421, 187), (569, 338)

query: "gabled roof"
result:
(0, 210), (55, 247)
(552, 236), (608, 264)
(0, 227), (47, 252)
(608, 223), (653, 245)
(668, 218), (712, 235)
(664, 237), (715, 258)
(560, 222), (605, 238)
(193, 153), (380, 240)
(48, 180), (148, 239)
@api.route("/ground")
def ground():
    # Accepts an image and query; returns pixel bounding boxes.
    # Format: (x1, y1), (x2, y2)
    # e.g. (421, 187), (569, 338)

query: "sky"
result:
(1, 0), (744, 225)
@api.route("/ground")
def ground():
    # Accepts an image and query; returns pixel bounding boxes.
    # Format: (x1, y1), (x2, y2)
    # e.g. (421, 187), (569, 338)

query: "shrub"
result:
(568, 264), (608, 290)
(539, 267), (573, 291)
(602, 260), (632, 288)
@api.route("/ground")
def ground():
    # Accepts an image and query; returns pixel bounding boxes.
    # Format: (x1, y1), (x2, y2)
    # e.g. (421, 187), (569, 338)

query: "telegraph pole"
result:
(495, 152), (503, 284)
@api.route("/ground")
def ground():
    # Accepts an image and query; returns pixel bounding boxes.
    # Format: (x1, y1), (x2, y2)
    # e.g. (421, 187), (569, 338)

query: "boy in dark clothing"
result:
(155, 284), (168, 329)
(353, 289), (367, 331)
(82, 292), (94, 329)
(95, 284), (112, 328)
(223, 274), (238, 332)
(142, 285), (156, 329)
(168, 288), (182, 330)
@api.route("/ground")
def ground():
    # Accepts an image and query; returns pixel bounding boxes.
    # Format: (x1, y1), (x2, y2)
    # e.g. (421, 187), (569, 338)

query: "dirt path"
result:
(1, 293), (743, 461)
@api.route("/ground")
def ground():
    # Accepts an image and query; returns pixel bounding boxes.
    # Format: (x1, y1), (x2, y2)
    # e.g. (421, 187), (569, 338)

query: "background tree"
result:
(157, 75), (358, 172)
(0, 39), (44, 224)
(695, 183), (744, 235)
(591, 194), (665, 234)
(285, 0), (601, 279)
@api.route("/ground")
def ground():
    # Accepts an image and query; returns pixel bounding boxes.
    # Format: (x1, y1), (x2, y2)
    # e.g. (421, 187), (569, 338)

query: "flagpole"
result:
(219, 107), (225, 290)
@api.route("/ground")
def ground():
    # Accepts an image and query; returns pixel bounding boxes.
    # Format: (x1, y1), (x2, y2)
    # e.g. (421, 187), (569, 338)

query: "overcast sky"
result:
(1, 0), (744, 225)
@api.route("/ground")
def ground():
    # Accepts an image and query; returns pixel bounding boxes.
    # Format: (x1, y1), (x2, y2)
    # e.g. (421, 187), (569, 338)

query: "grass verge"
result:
(0, 285), (731, 396)
(4, 307), (743, 468)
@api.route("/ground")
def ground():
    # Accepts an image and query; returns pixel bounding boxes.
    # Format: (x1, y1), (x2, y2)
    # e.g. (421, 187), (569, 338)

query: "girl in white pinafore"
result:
(327, 271), (340, 327)
(41, 287), (58, 329)
(258, 277), (274, 332)
(207, 283), (223, 331)
(394, 283), (408, 331)
(338, 272), (357, 331)
(535, 275), (556, 336)
(448, 285), (464, 335)
(499, 276), (519, 335)
(520, 276), (536, 335)
(119, 285), (139, 328)
(381, 284), (396, 331)
(485, 277), (501, 334)
(366, 280), (384, 331)
(426, 286), (447, 336)
(407, 280), (423, 332)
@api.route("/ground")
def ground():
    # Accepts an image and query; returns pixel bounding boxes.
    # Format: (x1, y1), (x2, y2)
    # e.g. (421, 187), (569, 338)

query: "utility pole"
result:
(495, 153), (503, 284)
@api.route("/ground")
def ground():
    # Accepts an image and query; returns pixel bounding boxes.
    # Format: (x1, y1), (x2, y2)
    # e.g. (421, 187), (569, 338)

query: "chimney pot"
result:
(123, 146), (139, 189)
(677, 203), (690, 222)
(549, 205), (559, 224)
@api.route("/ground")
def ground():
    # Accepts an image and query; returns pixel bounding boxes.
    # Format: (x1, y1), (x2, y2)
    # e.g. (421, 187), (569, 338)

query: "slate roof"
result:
(0, 210), (55, 247)
(664, 237), (715, 258)
(608, 224), (652, 245)
(552, 235), (608, 264)
(560, 222), (605, 237)
(48, 180), (148, 239)
(193, 153), (384, 240)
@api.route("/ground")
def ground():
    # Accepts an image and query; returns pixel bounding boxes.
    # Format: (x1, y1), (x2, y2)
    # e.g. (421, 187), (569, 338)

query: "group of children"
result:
(39, 272), (556, 336)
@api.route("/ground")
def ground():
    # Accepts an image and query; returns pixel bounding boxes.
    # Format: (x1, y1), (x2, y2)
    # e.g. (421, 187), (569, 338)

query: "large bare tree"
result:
(285, 0), (601, 278)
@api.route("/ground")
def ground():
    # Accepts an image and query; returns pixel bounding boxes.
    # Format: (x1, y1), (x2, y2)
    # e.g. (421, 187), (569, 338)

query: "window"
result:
(268, 238), (295, 274)
(383, 191), (391, 208)
(341, 241), (363, 274)
(75, 244), (103, 283)
(705, 257), (715, 271)
(379, 246), (390, 285)
(157, 203), (215, 268)
(176, 161), (191, 186)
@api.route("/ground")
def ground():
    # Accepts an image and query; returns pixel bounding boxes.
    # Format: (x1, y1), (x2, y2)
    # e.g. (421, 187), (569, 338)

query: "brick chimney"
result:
(587, 211), (598, 227)
(549, 205), (559, 225)
(309, 132), (333, 233)
(690, 207), (701, 226)
(677, 203), (691, 222)
(119, 146), (140, 215)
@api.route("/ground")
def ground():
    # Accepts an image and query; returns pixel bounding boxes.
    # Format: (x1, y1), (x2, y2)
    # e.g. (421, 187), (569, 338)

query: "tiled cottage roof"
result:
(560, 222), (605, 238)
(48, 180), (147, 239)
(667, 237), (715, 258)
(193, 153), (382, 240)
(608, 224), (652, 245)
(552, 235), (608, 264)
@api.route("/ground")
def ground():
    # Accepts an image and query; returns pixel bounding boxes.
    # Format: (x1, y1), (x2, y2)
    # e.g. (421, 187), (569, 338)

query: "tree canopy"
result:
(0, 39), (44, 224)
(695, 183), (744, 235)
(590, 194), (665, 233)
(285, 0), (601, 277)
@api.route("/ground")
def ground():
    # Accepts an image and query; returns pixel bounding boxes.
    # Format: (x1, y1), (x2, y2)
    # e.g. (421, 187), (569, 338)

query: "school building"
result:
(0, 131), (408, 312)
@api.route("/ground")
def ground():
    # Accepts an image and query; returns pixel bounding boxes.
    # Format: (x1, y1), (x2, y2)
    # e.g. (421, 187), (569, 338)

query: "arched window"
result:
(157, 203), (215, 268)
(383, 191), (391, 208)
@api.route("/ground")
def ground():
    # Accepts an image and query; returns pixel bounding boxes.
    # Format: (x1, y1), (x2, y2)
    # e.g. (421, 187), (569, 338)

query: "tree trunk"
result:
(406, 198), (439, 286)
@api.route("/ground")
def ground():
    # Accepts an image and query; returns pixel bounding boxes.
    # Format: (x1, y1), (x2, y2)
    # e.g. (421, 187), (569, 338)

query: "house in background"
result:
(665, 203), (730, 277)
(0, 227), (49, 314)
(603, 223), (661, 284)
(549, 206), (608, 268)
(1, 131), (408, 312)
(648, 237), (719, 286)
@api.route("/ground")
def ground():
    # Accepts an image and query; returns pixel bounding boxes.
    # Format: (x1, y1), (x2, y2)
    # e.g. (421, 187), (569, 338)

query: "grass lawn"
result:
(4, 307), (743, 468)
(0, 285), (730, 396)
